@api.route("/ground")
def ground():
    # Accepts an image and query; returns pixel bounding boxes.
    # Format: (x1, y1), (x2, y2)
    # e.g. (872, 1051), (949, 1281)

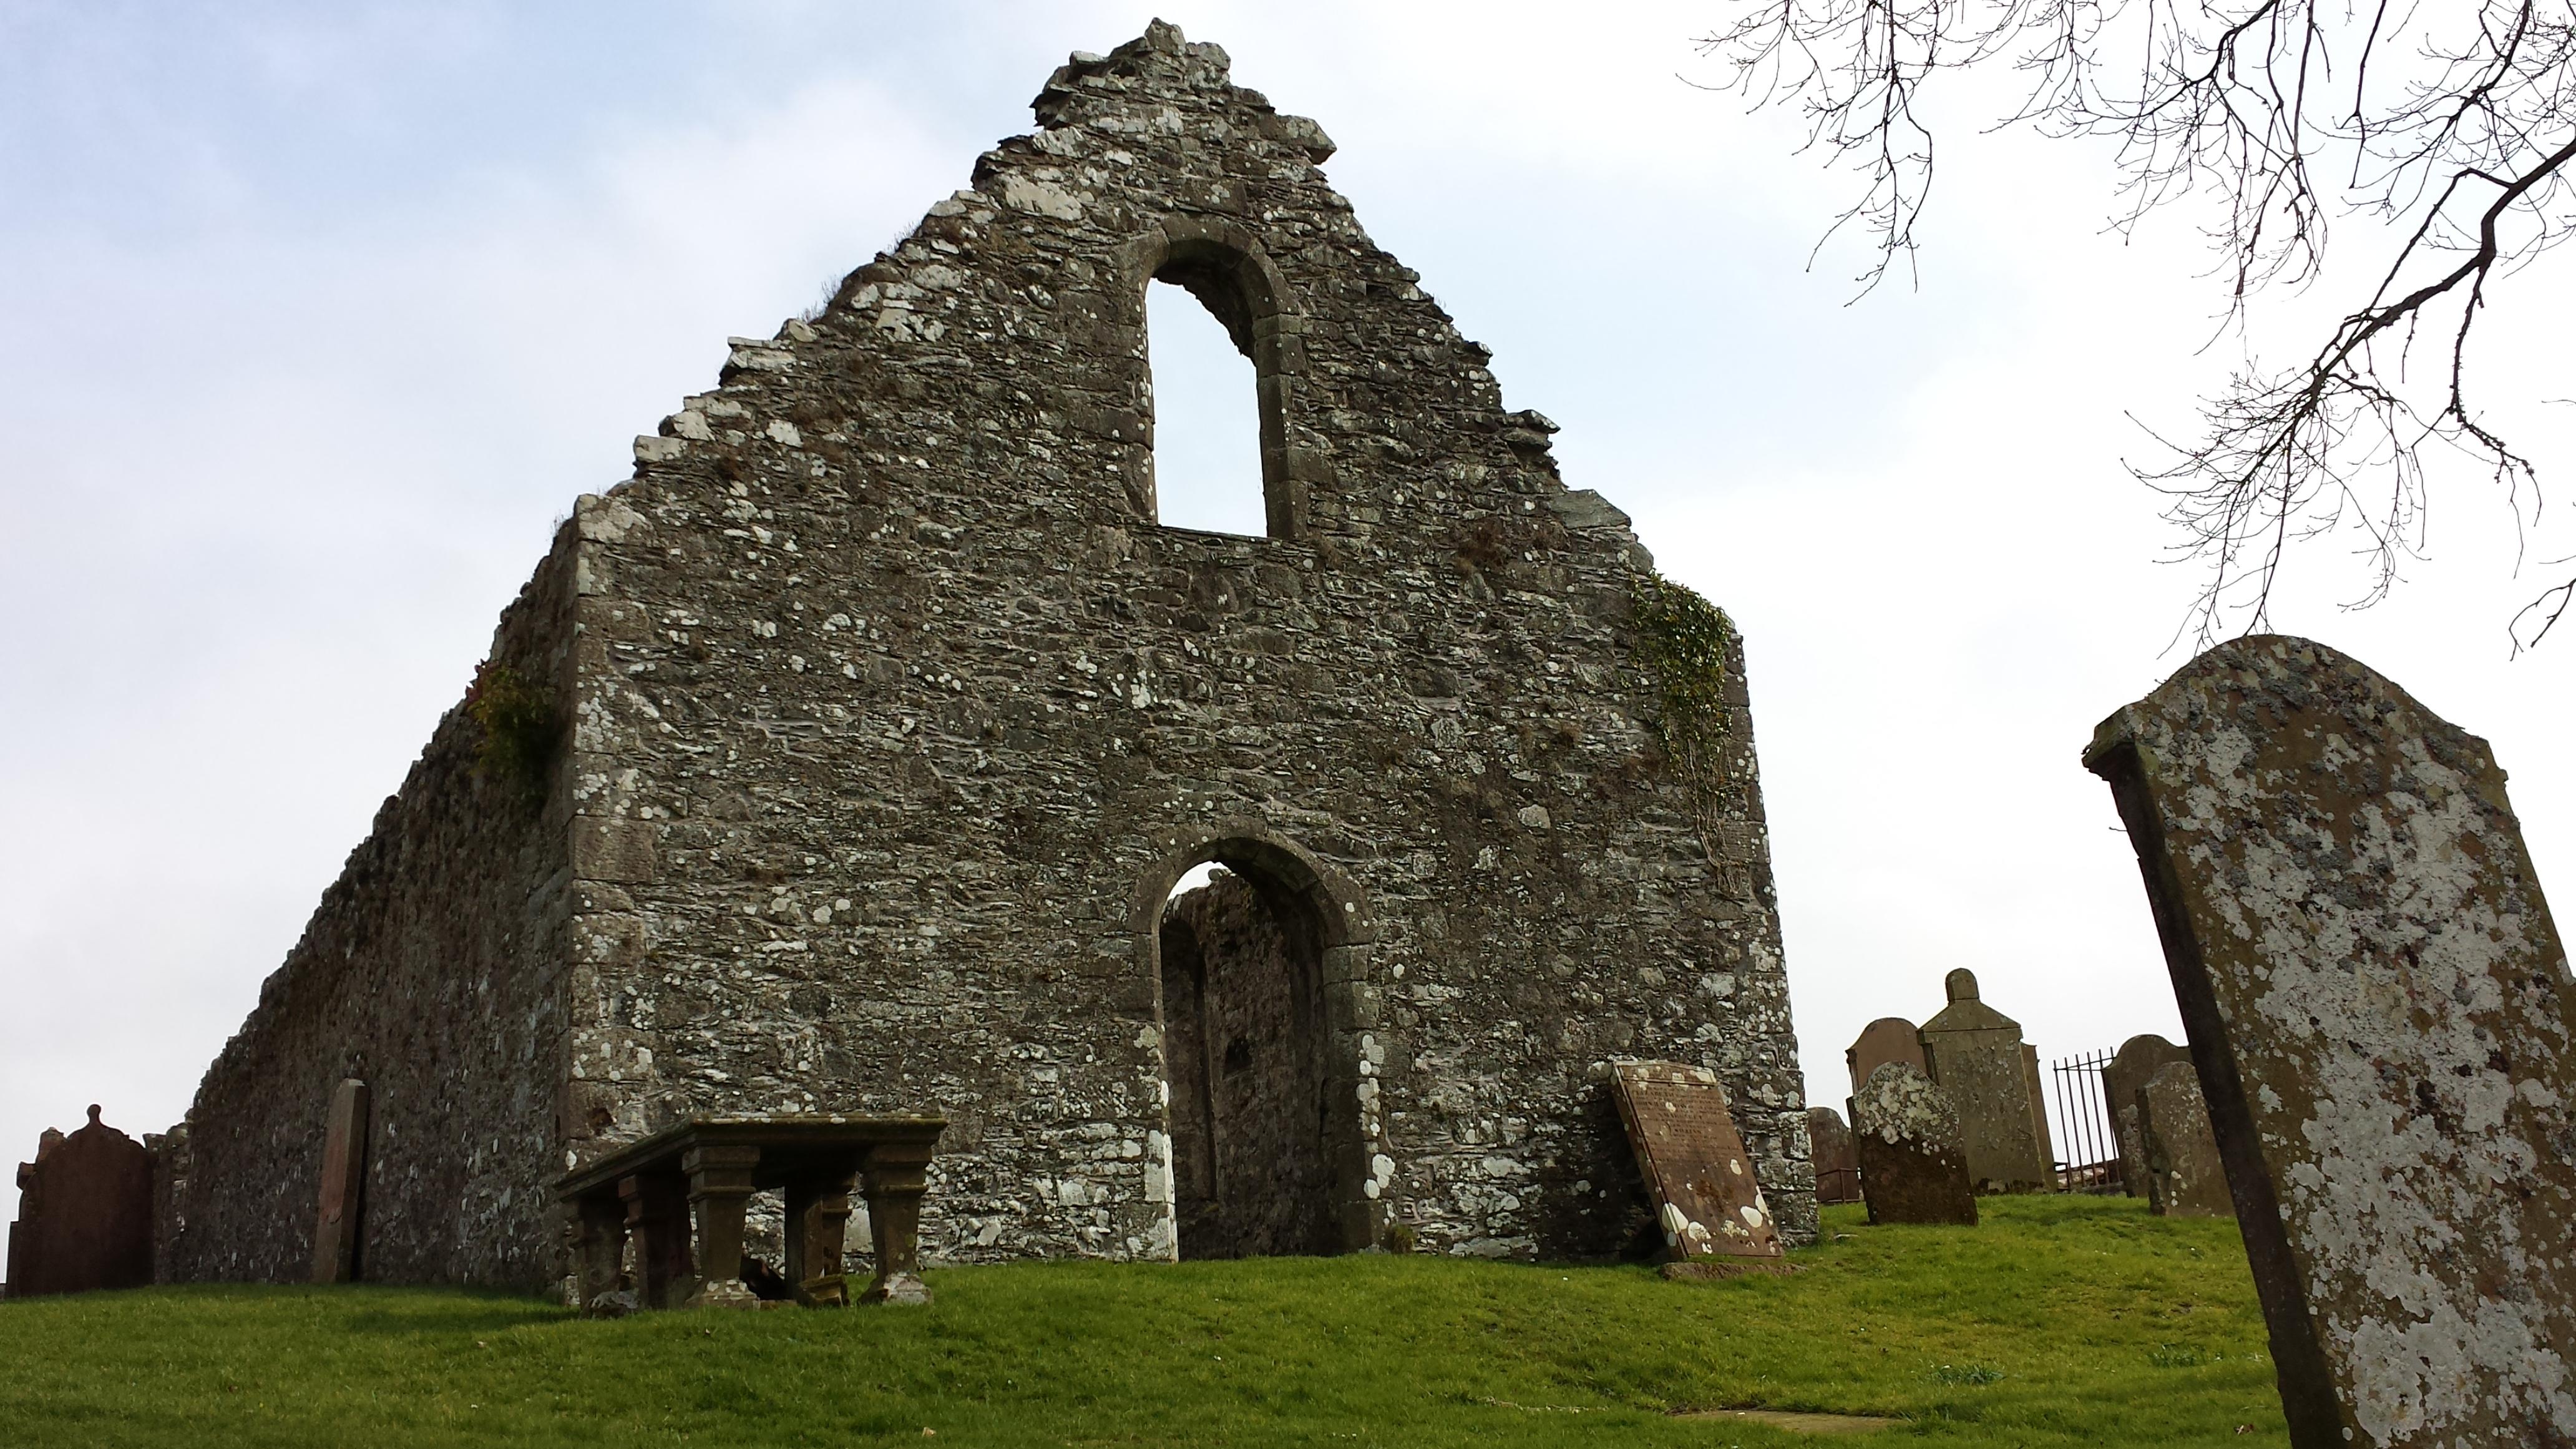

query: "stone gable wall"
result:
(164, 534), (583, 1289)
(560, 22), (1810, 1262)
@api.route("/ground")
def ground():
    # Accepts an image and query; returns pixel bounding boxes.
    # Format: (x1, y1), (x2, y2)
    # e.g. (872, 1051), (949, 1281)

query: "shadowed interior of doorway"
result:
(1159, 867), (1333, 1258)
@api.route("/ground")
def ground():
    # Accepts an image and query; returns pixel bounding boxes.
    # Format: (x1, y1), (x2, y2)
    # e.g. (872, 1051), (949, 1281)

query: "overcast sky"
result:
(6, 1), (2572, 1229)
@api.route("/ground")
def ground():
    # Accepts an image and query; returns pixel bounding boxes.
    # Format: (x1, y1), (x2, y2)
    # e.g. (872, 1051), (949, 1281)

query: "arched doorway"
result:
(1136, 828), (1377, 1259)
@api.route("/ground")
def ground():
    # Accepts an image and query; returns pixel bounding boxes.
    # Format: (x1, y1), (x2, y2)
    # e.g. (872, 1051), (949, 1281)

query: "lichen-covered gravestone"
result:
(2102, 1033), (2190, 1199)
(1917, 970), (2052, 1193)
(1611, 1062), (1784, 1264)
(1850, 1063), (1975, 1227)
(2137, 1062), (2230, 1219)
(1807, 1106), (1861, 1205)
(2087, 635), (2576, 1448)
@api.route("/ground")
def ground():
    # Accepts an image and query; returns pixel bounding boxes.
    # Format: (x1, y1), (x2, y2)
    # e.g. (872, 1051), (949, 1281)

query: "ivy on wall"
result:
(464, 661), (559, 805)
(1629, 572), (1737, 861)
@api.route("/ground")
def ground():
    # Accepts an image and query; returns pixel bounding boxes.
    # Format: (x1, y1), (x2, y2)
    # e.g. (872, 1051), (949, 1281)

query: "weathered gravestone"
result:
(1611, 1061), (1785, 1264)
(4, 1107), (154, 1299)
(2087, 634), (2576, 1448)
(311, 1079), (369, 1284)
(2019, 1043), (2055, 1176)
(1845, 1017), (1925, 1105)
(2102, 1033), (2191, 1198)
(1807, 1106), (1862, 1205)
(1918, 970), (2053, 1193)
(2138, 1062), (2231, 1218)
(1850, 1063), (1976, 1227)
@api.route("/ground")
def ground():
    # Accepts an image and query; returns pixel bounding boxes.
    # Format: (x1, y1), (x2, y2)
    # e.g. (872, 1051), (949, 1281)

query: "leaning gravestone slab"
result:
(2087, 634), (2576, 1448)
(1918, 970), (2053, 1193)
(1807, 1106), (1861, 1205)
(2137, 1062), (2231, 1218)
(2102, 1033), (2190, 1199)
(1850, 1063), (1975, 1227)
(1611, 1061), (1784, 1262)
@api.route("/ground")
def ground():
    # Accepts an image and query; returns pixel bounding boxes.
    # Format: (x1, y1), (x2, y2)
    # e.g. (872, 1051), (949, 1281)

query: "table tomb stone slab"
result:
(2087, 633), (2576, 1448)
(1850, 1063), (1975, 1227)
(1611, 1061), (1784, 1261)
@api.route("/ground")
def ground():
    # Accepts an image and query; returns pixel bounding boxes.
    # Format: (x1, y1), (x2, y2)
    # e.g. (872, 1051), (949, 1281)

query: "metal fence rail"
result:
(2047, 1049), (2124, 1193)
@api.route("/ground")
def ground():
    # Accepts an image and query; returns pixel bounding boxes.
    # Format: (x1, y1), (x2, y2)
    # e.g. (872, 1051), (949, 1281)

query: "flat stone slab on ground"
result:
(2088, 634), (2576, 1448)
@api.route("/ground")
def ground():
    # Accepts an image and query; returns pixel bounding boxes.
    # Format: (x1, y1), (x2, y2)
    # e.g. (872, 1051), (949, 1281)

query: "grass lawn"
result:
(0, 1196), (2287, 1448)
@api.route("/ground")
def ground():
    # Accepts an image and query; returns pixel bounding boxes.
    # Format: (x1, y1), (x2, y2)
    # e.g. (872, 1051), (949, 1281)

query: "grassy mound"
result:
(0, 1196), (2286, 1447)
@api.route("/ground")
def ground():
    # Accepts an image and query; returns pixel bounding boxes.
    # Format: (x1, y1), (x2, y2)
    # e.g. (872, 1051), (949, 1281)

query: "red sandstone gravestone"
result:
(1806, 1106), (1861, 1205)
(2089, 635), (2576, 1448)
(1850, 1063), (1975, 1227)
(311, 1079), (369, 1284)
(1610, 1061), (1784, 1264)
(5, 1107), (154, 1299)
(1843, 1017), (1925, 1107)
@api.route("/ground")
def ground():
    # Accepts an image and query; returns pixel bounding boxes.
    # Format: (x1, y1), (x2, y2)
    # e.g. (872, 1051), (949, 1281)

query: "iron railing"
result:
(2047, 1049), (2124, 1193)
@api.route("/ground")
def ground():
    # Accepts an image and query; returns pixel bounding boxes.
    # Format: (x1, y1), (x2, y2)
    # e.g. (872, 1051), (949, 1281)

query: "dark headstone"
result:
(1918, 970), (2052, 1192)
(5, 1107), (155, 1299)
(312, 1078), (369, 1284)
(1844, 1017), (1925, 1105)
(1611, 1061), (1783, 1261)
(2138, 1063), (2230, 1218)
(2103, 1033), (2190, 1198)
(1850, 1063), (1976, 1227)
(1807, 1106), (1861, 1204)
(2088, 635), (2576, 1447)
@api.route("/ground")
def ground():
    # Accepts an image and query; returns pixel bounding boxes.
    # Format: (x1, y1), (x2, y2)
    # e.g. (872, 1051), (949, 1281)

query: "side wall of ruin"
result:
(163, 530), (583, 1290)
(554, 24), (1812, 1265)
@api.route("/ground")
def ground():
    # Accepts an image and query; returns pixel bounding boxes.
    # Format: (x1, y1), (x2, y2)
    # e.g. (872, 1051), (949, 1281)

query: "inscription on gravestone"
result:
(2089, 634), (2576, 1448)
(1610, 1061), (1783, 1261)
(2102, 1033), (2190, 1199)
(2138, 1062), (2230, 1219)
(1850, 1063), (1975, 1227)
(1918, 971), (2052, 1193)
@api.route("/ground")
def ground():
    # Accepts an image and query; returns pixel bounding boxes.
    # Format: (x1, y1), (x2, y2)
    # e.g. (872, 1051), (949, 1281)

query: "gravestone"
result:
(2087, 634), (2576, 1448)
(4, 1107), (154, 1299)
(1918, 970), (2052, 1192)
(1844, 1017), (1925, 1105)
(1611, 1061), (1784, 1262)
(1807, 1106), (1861, 1205)
(2138, 1062), (2230, 1218)
(2102, 1033), (2190, 1198)
(312, 1079), (369, 1284)
(1850, 1063), (1975, 1226)
(2019, 1043), (2055, 1173)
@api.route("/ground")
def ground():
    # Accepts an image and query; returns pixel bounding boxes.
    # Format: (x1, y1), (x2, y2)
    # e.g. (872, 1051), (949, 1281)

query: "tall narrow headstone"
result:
(1918, 971), (2052, 1192)
(1611, 1061), (1784, 1263)
(1807, 1106), (1862, 1205)
(4, 1108), (154, 1299)
(312, 1079), (369, 1285)
(1850, 1063), (1975, 1226)
(2137, 1062), (2230, 1218)
(2088, 634), (2576, 1448)
(2019, 1042), (2055, 1176)
(2102, 1033), (2190, 1198)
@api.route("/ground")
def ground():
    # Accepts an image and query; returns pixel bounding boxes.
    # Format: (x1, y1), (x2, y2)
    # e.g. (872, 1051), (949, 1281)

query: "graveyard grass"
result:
(0, 1196), (2285, 1448)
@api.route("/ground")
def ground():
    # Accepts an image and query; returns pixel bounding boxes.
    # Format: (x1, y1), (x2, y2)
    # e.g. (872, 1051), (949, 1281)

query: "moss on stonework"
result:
(1629, 573), (1736, 849)
(464, 661), (559, 804)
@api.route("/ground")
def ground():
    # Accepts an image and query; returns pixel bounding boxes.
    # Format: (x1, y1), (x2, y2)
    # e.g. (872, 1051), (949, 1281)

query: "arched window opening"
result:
(1146, 278), (1267, 536)
(1156, 859), (1335, 1258)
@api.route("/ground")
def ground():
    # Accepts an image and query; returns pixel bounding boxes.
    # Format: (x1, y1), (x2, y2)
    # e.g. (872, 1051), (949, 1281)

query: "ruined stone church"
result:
(158, 22), (1811, 1290)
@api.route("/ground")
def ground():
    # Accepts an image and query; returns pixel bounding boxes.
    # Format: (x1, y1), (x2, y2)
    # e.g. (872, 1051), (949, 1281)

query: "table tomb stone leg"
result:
(858, 1141), (935, 1305)
(574, 1191), (629, 1314)
(680, 1144), (763, 1309)
(620, 1172), (691, 1310)
(784, 1173), (857, 1308)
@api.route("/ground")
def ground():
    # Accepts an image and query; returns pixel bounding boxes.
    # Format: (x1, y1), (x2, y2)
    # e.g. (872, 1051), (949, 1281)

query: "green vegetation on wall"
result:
(1629, 572), (1737, 851)
(464, 661), (559, 805)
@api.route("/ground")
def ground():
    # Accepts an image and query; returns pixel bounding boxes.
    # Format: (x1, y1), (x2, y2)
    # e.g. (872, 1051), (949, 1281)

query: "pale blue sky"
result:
(5, 2), (2570, 1229)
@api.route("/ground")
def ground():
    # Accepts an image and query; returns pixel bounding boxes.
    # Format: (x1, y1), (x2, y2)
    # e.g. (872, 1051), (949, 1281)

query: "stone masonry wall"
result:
(165, 532), (582, 1289)
(556, 22), (1810, 1264)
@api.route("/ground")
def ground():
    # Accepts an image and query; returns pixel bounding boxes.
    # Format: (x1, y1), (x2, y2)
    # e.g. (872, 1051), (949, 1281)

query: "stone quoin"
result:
(150, 21), (1808, 1292)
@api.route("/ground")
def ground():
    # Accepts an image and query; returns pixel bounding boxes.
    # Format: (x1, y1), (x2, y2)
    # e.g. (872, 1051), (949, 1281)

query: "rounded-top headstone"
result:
(1944, 968), (1978, 1002)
